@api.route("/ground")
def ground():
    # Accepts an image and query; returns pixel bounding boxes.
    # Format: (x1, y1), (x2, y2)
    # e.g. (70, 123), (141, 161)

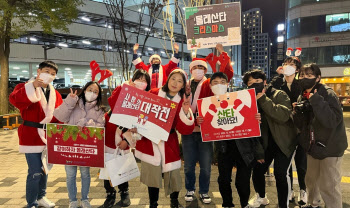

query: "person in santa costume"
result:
(181, 43), (233, 204)
(9, 61), (63, 208)
(132, 42), (180, 89)
(53, 81), (106, 208)
(134, 69), (195, 208)
(102, 70), (151, 208)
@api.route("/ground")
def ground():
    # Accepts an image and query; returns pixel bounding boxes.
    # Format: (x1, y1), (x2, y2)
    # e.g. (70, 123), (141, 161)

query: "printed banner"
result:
(46, 124), (105, 168)
(197, 89), (261, 142)
(185, 2), (241, 50)
(109, 85), (179, 144)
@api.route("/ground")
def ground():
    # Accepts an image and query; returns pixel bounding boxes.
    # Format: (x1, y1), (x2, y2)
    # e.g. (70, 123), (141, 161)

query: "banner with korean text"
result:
(197, 89), (261, 142)
(185, 2), (241, 50)
(109, 85), (179, 144)
(46, 124), (105, 168)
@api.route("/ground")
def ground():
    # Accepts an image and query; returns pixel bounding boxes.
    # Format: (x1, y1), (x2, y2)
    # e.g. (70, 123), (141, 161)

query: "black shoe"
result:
(170, 199), (183, 208)
(299, 205), (321, 208)
(118, 190), (131, 207)
(103, 191), (116, 208)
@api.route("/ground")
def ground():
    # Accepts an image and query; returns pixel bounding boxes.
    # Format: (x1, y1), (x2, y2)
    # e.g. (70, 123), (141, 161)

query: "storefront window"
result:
(300, 45), (350, 65)
(326, 13), (350, 32)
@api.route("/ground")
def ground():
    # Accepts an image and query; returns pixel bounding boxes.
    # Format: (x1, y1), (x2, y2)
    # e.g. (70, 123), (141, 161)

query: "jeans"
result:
(25, 153), (47, 208)
(65, 166), (91, 202)
(182, 132), (213, 194)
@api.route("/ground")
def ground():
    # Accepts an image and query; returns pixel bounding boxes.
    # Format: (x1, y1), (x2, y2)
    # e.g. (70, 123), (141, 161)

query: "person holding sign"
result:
(102, 70), (151, 208)
(134, 69), (195, 208)
(182, 43), (233, 204)
(9, 61), (63, 208)
(53, 81), (106, 208)
(196, 71), (263, 208)
(241, 70), (297, 208)
(132, 43), (181, 89)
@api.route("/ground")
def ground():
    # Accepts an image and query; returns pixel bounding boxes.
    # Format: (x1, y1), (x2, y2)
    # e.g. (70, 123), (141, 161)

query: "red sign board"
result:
(197, 89), (261, 142)
(109, 85), (179, 144)
(46, 124), (105, 168)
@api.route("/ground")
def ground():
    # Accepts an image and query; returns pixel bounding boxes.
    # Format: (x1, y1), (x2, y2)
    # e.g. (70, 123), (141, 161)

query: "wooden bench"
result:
(2, 113), (21, 130)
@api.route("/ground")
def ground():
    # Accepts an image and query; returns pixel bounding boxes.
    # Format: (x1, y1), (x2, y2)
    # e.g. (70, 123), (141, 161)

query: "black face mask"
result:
(300, 78), (317, 90)
(249, 82), (265, 94)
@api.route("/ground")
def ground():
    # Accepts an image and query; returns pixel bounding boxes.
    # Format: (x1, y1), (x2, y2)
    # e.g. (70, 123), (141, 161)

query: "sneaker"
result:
(298, 189), (308, 205)
(37, 197), (55, 208)
(81, 200), (92, 208)
(289, 190), (295, 202)
(103, 191), (116, 208)
(119, 190), (131, 207)
(68, 201), (79, 208)
(199, 193), (212, 204)
(248, 193), (270, 207)
(184, 190), (195, 202)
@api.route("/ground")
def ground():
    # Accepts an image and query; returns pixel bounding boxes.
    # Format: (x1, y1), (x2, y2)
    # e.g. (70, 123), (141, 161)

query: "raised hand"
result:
(128, 79), (136, 87)
(216, 43), (224, 54)
(255, 113), (261, 123)
(133, 43), (139, 54)
(276, 66), (283, 75)
(196, 116), (204, 126)
(33, 74), (44, 88)
(182, 94), (191, 115)
(174, 43), (179, 53)
(69, 88), (77, 98)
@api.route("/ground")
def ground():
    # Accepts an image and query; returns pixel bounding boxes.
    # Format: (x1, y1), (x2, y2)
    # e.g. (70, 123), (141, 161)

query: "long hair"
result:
(161, 70), (186, 98)
(78, 81), (106, 112)
(132, 70), (151, 91)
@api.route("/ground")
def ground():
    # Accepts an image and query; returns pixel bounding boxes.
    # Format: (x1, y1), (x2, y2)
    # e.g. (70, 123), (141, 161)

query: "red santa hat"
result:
(169, 68), (188, 81)
(189, 58), (208, 70)
(149, 54), (162, 64)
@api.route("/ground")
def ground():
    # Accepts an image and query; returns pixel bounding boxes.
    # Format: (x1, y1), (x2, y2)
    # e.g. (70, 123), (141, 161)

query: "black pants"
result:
(252, 138), (293, 208)
(217, 141), (252, 207)
(289, 144), (307, 191)
(148, 187), (179, 207)
(104, 180), (129, 194)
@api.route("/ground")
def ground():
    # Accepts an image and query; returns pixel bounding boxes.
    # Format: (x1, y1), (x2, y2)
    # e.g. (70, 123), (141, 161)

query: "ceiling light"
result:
(12, 74), (17, 76)
(145, 28), (151, 31)
(82, 40), (91, 45)
(108, 25), (112, 29)
(65, 68), (71, 71)
(22, 70), (28, 72)
(13, 67), (20, 69)
(30, 37), (37, 42)
(148, 47), (153, 51)
(59, 43), (68, 47)
(80, 16), (90, 22)
(110, 68), (116, 71)
(51, 9), (56, 11)
(36, 65), (39, 67)
(138, 8), (141, 12)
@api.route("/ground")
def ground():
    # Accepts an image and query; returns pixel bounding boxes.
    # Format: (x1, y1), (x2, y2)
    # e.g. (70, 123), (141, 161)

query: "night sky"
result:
(242, 0), (286, 52)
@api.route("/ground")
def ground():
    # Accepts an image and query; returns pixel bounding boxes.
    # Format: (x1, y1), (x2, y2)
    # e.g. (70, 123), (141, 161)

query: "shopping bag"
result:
(41, 147), (53, 175)
(106, 148), (140, 187)
(99, 152), (117, 180)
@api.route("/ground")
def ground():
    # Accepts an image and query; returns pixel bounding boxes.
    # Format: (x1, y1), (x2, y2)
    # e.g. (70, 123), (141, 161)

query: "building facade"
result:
(286, 0), (350, 100)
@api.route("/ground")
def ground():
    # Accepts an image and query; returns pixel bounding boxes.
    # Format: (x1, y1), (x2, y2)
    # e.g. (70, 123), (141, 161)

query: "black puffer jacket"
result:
(293, 83), (348, 159)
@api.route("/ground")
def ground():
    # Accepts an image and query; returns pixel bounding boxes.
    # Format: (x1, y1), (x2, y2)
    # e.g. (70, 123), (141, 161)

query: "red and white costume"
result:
(105, 86), (135, 153)
(9, 80), (63, 153)
(135, 88), (195, 173)
(132, 54), (180, 89)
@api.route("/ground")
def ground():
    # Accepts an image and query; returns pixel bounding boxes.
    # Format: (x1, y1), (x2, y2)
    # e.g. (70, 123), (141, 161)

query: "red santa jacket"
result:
(135, 88), (195, 173)
(9, 80), (63, 153)
(105, 85), (134, 153)
(132, 56), (180, 89)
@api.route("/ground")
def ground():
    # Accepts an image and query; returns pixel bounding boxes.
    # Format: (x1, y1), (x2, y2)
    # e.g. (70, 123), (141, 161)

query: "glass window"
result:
(326, 13), (350, 32)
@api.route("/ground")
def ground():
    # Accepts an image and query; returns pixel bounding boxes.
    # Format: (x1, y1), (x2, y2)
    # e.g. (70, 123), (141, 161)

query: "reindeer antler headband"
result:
(286, 47), (302, 62)
(89, 60), (113, 83)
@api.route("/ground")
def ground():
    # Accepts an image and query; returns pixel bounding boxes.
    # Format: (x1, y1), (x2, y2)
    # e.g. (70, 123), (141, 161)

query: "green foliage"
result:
(0, 0), (84, 38)
(46, 124), (104, 142)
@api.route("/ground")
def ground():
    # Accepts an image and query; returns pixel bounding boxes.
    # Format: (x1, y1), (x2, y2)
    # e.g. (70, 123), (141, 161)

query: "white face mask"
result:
(211, 84), (228, 95)
(39, 73), (55, 84)
(283, 65), (296, 76)
(134, 80), (148, 90)
(192, 69), (205, 80)
(85, 91), (98, 102)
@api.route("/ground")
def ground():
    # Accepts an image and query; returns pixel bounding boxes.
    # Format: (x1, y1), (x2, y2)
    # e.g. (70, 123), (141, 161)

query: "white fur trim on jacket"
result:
(189, 60), (208, 70)
(135, 144), (162, 167)
(188, 77), (207, 113)
(158, 88), (181, 103)
(132, 57), (143, 66)
(25, 81), (42, 103)
(171, 56), (180, 64)
(158, 141), (181, 173)
(149, 54), (162, 64)
(179, 107), (194, 126)
(19, 145), (46, 153)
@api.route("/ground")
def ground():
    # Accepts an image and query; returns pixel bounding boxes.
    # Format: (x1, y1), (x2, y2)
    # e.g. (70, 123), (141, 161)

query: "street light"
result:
(277, 36), (284, 43)
(277, 24), (285, 31)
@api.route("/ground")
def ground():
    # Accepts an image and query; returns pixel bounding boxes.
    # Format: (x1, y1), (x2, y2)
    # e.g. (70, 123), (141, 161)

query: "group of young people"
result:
(10, 42), (347, 208)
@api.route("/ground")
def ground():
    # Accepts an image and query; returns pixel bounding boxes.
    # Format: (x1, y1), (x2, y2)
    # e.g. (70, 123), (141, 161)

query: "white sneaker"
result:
(298, 189), (308, 205)
(289, 190), (295, 202)
(81, 200), (91, 208)
(37, 197), (55, 208)
(199, 193), (211, 204)
(68, 201), (78, 208)
(185, 190), (195, 202)
(248, 193), (270, 207)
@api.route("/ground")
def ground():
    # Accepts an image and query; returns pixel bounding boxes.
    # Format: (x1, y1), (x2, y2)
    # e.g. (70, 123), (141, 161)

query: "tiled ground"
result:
(1, 129), (350, 208)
